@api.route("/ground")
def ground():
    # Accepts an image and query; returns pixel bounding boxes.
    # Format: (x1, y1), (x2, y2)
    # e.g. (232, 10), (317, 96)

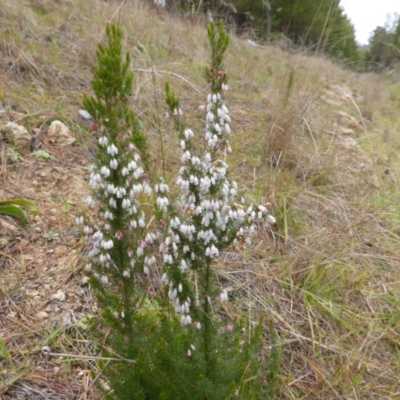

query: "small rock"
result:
(55, 246), (67, 256)
(335, 111), (362, 130)
(81, 276), (90, 285)
(0, 238), (8, 248)
(53, 367), (60, 374)
(51, 290), (66, 302)
(2, 122), (32, 149)
(48, 120), (75, 146)
(36, 311), (49, 320)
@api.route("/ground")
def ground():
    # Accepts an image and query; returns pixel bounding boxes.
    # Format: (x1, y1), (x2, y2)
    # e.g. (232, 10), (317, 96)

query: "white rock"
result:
(51, 290), (66, 302)
(48, 120), (75, 146)
(78, 109), (92, 120)
(36, 311), (49, 320)
(2, 122), (32, 149)
(81, 276), (90, 285)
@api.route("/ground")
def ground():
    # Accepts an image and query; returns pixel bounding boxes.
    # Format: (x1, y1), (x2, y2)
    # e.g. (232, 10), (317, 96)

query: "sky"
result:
(340, 0), (400, 45)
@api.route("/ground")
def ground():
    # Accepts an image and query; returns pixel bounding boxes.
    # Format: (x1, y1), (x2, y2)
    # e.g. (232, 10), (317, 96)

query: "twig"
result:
(41, 346), (136, 364)
(134, 68), (203, 94)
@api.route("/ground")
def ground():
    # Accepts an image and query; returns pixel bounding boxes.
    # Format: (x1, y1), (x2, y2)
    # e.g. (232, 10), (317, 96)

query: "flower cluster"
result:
(159, 77), (275, 328)
(77, 134), (153, 287)
(205, 92), (232, 152)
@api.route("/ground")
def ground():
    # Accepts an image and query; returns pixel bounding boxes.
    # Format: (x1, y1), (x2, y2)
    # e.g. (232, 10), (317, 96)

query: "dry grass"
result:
(1, 0), (400, 399)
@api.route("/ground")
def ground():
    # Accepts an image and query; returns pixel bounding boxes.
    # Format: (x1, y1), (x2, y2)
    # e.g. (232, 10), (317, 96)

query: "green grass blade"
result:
(0, 339), (16, 370)
(3, 365), (33, 387)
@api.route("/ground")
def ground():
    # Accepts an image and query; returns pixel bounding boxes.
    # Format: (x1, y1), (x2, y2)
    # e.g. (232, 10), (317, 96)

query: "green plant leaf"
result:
(74, 315), (93, 330)
(32, 150), (54, 160)
(0, 205), (28, 224)
(5, 148), (24, 162)
(0, 199), (39, 215)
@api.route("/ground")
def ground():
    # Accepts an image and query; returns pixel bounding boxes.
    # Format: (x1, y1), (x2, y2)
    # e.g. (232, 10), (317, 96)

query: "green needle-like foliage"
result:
(79, 22), (281, 400)
(83, 24), (149, 170)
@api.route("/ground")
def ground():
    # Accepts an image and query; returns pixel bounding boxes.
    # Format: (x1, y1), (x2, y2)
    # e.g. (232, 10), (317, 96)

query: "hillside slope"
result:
(1, 1), (400, 399)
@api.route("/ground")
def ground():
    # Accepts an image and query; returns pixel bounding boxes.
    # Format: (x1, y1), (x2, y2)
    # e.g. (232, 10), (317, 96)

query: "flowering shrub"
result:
(77, 22), (280, 400)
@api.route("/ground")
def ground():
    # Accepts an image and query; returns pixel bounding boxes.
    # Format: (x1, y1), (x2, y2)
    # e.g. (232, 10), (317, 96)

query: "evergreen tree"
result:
(227, 0), (359, 63)
(393, 16), (400, 46)
(367, 25), (400, 69)
(78, 22), (281, 399)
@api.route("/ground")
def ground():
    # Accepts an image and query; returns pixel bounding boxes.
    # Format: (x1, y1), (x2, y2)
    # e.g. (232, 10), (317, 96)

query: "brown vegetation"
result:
(1, 0), (400, 399)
